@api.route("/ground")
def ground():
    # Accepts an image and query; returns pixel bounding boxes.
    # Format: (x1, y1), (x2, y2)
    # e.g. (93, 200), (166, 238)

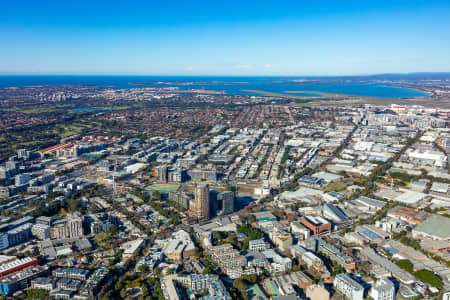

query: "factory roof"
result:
(413, 214), (450, 240)
(394, 190), (429, 205)
(355, 196), (386, 209)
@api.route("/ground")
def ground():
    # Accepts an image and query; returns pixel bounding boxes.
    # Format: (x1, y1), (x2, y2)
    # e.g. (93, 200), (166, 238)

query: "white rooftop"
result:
(394, 190), (429, 205)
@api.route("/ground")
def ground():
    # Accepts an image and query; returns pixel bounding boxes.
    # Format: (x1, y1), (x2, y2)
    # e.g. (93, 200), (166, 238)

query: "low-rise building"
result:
(121, 238), (145, 259)
(301, 216), (331, 235)
(53, 267), (89, 280)
(262, 250), (292, 273)
(306, 284), (330, 300)
(333, 274), (365, 300)
(412, 214), (450, 240)
(0, 265), (49, 295)
(249, 238), (268, 252)
(30, 277), (54, 291)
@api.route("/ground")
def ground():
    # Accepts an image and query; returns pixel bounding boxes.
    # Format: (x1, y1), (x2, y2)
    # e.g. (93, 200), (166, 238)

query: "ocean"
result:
(0, 75), (430, 98)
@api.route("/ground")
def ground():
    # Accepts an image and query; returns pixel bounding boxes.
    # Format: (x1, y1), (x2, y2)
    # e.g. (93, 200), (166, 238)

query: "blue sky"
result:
(1, 0), (449, 75)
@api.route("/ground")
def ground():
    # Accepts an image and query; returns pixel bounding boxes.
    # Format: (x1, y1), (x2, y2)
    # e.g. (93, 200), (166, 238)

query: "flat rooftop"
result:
(413, 214), (450, 240)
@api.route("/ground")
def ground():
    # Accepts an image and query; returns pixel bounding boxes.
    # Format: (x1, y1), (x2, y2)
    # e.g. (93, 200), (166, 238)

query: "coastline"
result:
(0, 75), (436, 99)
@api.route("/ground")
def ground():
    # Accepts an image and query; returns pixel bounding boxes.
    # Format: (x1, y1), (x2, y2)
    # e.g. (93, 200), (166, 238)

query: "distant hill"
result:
(356, 72), (450, 81)
(298, 72), (450, 81)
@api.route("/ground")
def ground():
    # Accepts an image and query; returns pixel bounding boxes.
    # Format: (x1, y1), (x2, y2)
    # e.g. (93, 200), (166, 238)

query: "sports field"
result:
(147, 184), (180, 193)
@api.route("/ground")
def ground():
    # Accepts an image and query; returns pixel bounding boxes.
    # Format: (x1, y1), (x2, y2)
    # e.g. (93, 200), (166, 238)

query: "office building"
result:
(0, 234), (8, 250)
(370, 278), (395, 300)
(50, 213), (83, 240)
(16, 149), (29, 160)
(30, 277), (54, 291)
(7, 223), (32, 247)
(8, 217), (34, 230)
(31, 224), (50, 240)
(158, 165), (168, 183)
(301, 216), (331, 235)
(217, 191), (234, 215)
(168, 168), (185, 183)
(333, 274), (365, 300)
(35, 216), (53, 227)
(14, 174), (31, 187)
(271, 230), (293, 252)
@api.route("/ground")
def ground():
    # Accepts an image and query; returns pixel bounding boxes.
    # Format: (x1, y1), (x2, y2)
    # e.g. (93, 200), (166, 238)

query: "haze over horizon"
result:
(1, 0), (450, 76)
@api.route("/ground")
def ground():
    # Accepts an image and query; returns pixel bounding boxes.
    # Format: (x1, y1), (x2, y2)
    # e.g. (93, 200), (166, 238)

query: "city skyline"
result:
(1, 0), (450, 75)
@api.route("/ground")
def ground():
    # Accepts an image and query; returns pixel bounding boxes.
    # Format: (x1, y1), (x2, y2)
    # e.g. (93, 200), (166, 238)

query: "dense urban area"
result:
(0, 82), (449, 300)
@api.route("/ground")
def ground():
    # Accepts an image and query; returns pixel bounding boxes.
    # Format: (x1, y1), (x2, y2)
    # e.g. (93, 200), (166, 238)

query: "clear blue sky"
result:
(1, 0), (449, 75)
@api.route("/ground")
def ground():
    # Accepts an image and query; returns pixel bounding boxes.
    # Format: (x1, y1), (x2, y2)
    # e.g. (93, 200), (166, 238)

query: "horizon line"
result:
(0, 71), (449, 77)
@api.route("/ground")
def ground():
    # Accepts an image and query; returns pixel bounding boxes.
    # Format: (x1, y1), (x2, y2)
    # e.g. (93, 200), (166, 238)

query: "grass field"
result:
(147, 184), (180, 193)
(17, 107), (60, 114)
(53, 120), (102, 137)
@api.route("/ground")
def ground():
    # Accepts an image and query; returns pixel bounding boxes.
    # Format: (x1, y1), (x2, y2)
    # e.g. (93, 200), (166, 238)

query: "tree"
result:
(194, 247), (202, 259)
(152, 191), (162, 201)
(397, 260), (413, 273)
(413, 270), (443, 289)
(26, 289), (49, 300)
(94, 232), (109, 245)
(66, 197), (80, 212)
(138, 264), (149, 273)
(115, 281), (124, 291)
(120, 289), (127, 298)
(241, 274), (258, 284)
(237, 224), (265, 240)
(154, 266), (161, 276)
(247, 214), (256, 223)
(142, 286), (149, 297)
(233, 279), (249, 300)
(292, 264), (302, 272)
(108, 224), (118, 235)
(233, 279), (245, 290)
(202, 266), (213, 274)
